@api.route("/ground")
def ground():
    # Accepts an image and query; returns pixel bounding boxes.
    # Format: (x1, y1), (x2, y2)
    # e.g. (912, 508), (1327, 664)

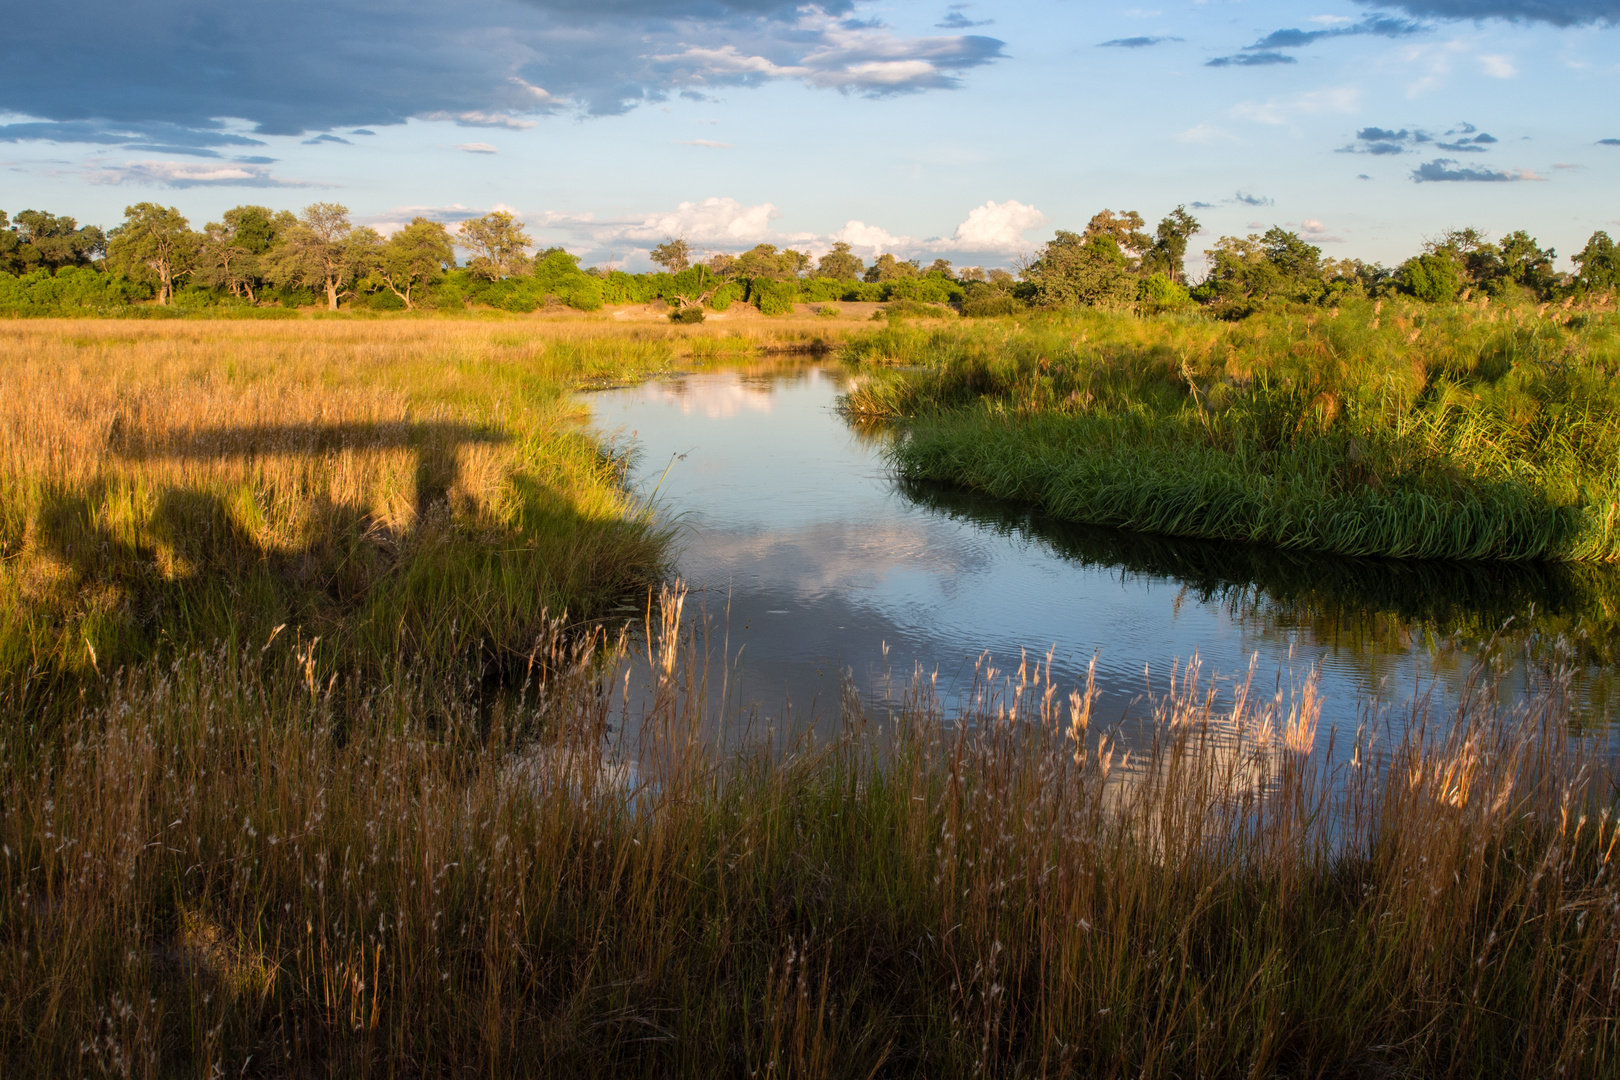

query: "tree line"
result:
(1, 201), (1615, 318)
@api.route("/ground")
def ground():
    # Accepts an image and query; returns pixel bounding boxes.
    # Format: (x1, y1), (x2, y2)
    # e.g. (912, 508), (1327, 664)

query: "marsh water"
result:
(592, 361), (1620, 743)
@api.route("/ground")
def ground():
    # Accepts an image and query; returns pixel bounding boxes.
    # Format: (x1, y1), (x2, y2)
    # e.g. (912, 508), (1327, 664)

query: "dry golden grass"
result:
(0, 317), (855, 689)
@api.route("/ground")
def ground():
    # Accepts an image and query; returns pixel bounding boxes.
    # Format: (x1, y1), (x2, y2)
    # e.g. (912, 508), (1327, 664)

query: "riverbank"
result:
(841, 302), (1620, 562)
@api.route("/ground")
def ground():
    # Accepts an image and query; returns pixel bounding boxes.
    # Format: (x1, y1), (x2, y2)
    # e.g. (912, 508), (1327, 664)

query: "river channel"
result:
(591, 360), (1620, 745)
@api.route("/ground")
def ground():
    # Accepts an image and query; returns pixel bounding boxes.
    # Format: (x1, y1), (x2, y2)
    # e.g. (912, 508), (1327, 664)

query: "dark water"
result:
(591, 362), (1620, 741)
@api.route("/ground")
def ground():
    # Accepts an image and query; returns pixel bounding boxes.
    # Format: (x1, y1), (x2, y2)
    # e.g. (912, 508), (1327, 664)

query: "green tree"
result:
(3, 210), (107, 275)
(1144, 206), (1200, 284)
(925, 258), (955, 279)
(1498, 230), (1556, 294)
(1400, 252), (1461, 303)
(1573, 231), (1617, 293)
(649, 237), (692, 273)
(863, 253), (920, 283)
(369, 218), (456, 309)
(735, 243), (808, 280)
(106, 203), (199, 305)
(458, 211), (533, 280)
(265, 203), (374, 310)
(1024, 230), (1134, 309)
(816, 241), (864, 281)
(1081, 210), (1150, 267)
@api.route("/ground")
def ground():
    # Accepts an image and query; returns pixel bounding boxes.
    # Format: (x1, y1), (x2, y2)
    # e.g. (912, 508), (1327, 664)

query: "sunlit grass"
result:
(841, 300), (1620, 562)
(1, 600), (1615, 1076)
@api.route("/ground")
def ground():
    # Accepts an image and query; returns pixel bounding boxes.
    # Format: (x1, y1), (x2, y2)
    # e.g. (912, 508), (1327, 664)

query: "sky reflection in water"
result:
(591, 363), (1618, 743)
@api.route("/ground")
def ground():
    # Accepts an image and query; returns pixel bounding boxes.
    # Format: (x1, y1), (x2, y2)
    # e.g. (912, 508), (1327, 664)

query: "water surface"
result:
(591, 362), (1619, 741)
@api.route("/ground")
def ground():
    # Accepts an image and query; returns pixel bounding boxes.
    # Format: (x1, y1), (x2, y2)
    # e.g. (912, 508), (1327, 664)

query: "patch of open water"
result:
(590, 362), (1620, 745)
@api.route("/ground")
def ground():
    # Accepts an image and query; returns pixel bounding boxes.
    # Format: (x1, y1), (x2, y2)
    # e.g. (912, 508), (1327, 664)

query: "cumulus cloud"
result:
(84, 160), (312, 188)
(1233, 190), (1274, 206)
(1411, 158), (1544, 181)
(456, 142), (499, 153)
(1299, 218), (1346, 242)
(949, 200), (1045, 253)
(0, 1), (1003, 143)
(523, 195), (1042, 266)
(1357, 0), (1620, 26)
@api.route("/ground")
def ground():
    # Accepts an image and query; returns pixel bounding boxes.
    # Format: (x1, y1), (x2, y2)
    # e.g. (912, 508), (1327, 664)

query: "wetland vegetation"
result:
(2, 310), (1619, 1076)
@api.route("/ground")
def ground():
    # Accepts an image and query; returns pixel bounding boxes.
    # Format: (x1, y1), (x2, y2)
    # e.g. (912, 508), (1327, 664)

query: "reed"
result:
(841, 301), (1620, 562)
(0, 595), (1614, 1077)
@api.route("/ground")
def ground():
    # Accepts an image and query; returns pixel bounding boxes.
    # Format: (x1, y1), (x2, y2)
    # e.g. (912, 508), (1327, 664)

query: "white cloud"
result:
(1174, 123), (1237, 144)
(1232, 86), (1361, 125)
(422, 110), (537, 130)
(1479, 54), (1517, 78)
(602, 197), (789, 246)
(829, 220), (912, 256)
(457, 142), (498, 154)
(675, 138), (734, 148)
(950, 199), (1045, 253)
(83, 159), (312, 188)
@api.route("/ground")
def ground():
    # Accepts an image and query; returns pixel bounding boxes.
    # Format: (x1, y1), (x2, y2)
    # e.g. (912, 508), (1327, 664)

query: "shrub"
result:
(1402, 253), (1461, 303)
(960, 294), (1025, 318)
(669, 306), (705, 324)
(707, 283), (736, 312)
(751, 278), (797, 316)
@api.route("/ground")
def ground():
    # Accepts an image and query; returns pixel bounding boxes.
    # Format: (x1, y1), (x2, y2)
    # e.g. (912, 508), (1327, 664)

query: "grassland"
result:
(0, 317), (849, 705)
(842, 299), (1620, 562)
(2, 316), (1619, 1076)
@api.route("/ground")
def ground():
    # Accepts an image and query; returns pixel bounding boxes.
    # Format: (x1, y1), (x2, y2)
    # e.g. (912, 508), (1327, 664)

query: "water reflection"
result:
(591, 362), (1618, 744)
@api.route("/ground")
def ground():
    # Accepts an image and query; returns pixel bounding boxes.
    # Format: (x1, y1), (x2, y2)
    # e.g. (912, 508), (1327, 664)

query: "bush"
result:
(1402, 254), (1461, 303)
(708, 283), (736, 312)
(961, 294), (1025, 318)
(751, 278), (797, 316)
(877, 299), (952, 320)
(1138, 272), (1193, 313)
(669, 306), (705, 324)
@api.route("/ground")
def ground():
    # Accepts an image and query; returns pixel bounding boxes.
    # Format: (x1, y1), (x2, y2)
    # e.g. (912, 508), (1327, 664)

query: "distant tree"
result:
(1199, 228), (1328, 312)
(368, 218), (455, 309)
(1400, 252), (1461, 303)
(197, 220), (259, 301)
(925, 258), (955, 279)
(778, 249), (811, 278)
(1082, 210), (1151, 267)
(265, 203), (375, 310)
(816, 241), (864, 281)
(2, 209), (106, 274)
(1143, 206), (1200, 284)
(1573, 231), (1617, 293)
(987, 268), (1015, 288)
(106, 203), (199, 305)
(706, 252), (738, 278)
(224, 205), (292, 256)
(864, 253), (920, 283)
(1498, 230), (1556, 293)
(1024, 230), (1134, 308)
(956, 265), (986, 283)
(649, 237), (692, 273)
(458, 211), (533, 280)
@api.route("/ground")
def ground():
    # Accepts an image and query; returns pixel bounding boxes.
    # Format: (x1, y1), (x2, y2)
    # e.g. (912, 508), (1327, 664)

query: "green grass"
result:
(841, 300), (1620, 562)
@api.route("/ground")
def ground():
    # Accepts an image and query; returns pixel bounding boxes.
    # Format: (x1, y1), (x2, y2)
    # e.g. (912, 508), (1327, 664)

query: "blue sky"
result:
(2, 0), (1617, 272)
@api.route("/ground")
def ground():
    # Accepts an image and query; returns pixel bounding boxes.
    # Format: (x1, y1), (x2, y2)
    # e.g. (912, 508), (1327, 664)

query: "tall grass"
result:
(1, 593), (1615, 1076)
(0, 319), (850, 703)
(841, 301), (1620, 562)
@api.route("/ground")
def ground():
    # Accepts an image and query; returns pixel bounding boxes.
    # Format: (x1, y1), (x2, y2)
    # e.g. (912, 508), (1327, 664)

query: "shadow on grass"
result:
(111, 418), (508, 518)
(9, 420), (666, 713)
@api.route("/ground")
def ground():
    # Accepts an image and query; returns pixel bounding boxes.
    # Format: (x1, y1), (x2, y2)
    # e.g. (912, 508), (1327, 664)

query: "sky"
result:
(2, 0), (1617, 273)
